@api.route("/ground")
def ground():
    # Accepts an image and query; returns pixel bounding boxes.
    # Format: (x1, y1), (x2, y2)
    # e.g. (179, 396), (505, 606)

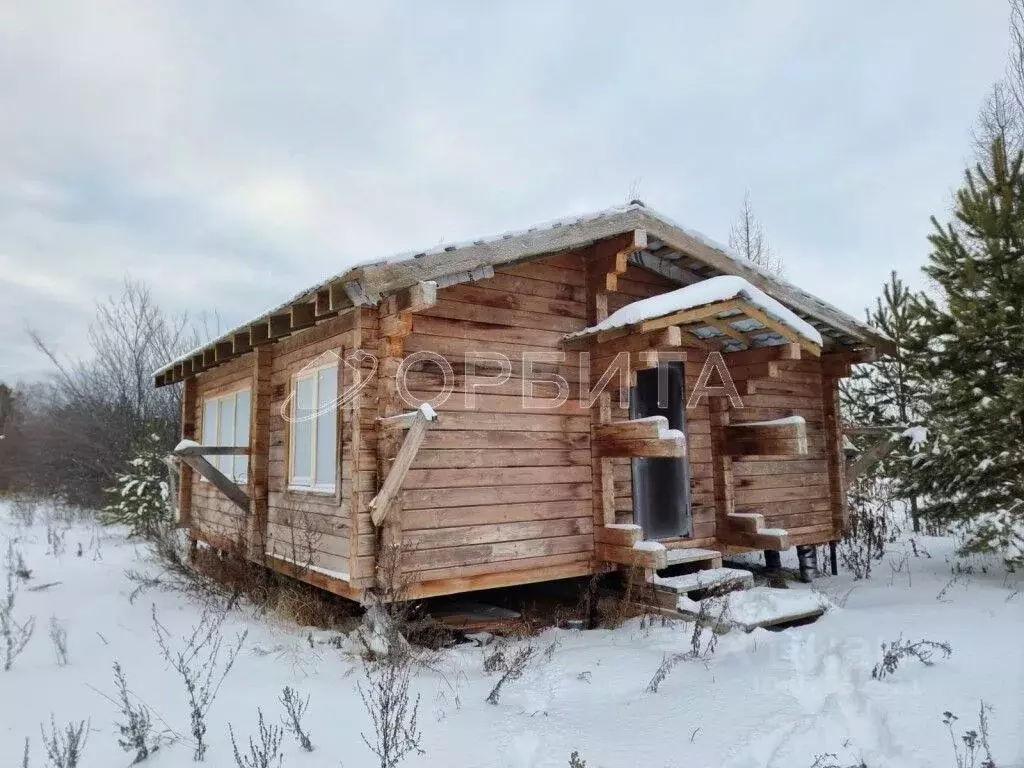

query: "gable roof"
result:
(154, 202), (891, 386)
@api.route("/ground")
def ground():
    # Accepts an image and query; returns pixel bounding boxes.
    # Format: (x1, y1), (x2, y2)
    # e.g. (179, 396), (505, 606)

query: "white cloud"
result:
(0, 0), (1011, 381)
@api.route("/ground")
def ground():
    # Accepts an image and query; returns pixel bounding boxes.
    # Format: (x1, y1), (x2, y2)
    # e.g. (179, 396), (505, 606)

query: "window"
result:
(289, 362), (338, 491)
(201, 388), (251, 483)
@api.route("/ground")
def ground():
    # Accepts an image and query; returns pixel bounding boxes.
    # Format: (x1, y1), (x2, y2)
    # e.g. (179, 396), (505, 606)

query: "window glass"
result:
(289, 363), (339, 490)
(234, 390), (251, 482)
(200, 389), (251, 483)
(202, 400), (217, 447)
(218, 397), (235, 475)
(315, 368), (338, 486)
(292, 375), (315, 482)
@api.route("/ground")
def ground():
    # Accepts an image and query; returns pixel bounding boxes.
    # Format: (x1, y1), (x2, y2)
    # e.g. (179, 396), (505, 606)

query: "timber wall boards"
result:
(184, 248), (844, 601)
(384, 252), (595, 594)
(187, 309), (364, 586)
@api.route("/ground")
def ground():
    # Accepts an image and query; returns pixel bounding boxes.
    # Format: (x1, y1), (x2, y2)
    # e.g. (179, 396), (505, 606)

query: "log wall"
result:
(185, 243), (845, 601)
(189, 309), (363, 584)
(388, 253), (595, 592)
(728, 356), (835, 546)
(189, 353), (258, 552)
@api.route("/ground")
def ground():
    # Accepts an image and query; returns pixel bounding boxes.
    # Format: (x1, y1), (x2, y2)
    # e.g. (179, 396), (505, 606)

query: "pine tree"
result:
(904, 137), (1024, 567)
(100, 433), (173, 539)
(841, 272), (926, 531)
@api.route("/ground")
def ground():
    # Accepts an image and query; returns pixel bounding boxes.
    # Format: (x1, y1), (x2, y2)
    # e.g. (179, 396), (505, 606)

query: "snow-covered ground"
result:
(1, 500), (1021, 768)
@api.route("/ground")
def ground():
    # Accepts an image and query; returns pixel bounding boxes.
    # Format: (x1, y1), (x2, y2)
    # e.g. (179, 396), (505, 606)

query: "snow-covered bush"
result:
(101, 434), (172, 540)
(808, 754), (867, 768)
(943, 702), (997, 768)
(110, 661), (160, 763)
(485, 641), (538, 705)
(10, 498), (37, 528)
(957, 508), (1024, 572)
(5, 540), (31, 581)
(279, 686), (313, 752)
(45, 522), (66, 557)
(871, 635), (951, 680)
(152, 604), (247, 761)
(49, 617), (68, 666)
(840, 476), (899, 579)
(2, 570), (35, 671)
(359, 650), (423, 768)
(646, 652), (687, 694)
(229, 709), (283, 768)
(40, 716), (89, 768)
(569, 752), (587, 768)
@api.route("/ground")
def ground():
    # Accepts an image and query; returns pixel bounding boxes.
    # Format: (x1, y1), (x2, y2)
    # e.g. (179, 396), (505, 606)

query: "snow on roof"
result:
(154, 201), (876, 378)
(564, 275), (824, 347)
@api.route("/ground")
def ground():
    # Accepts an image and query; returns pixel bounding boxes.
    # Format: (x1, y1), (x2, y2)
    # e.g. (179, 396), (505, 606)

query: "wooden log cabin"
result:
(153, 202), (892, 602)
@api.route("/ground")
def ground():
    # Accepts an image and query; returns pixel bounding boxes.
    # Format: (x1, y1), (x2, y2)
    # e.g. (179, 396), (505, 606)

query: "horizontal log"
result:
(725, 418), (808, 457)
(594, 416), (668, 441)
(593, 524), (642, 547)
(594, 436), (687, 458)
(595, 542), (667, 570)
(720, 529), (790, 550)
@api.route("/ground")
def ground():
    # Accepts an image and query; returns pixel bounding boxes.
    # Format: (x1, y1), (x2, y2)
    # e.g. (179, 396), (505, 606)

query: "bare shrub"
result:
(24, 279), (197, 509)
(808, 754), (867, 768)
(45, 523), (66, 558)
(646, 579), (741, 694)
(2, 570), (35, 671)
(840, 476), (899, 579)
(686, 578), (743, 660)
(126, 516), (232, 606)
(49, 618), (68, 667)
(358, 654), (423, 768)
(6, 540), (32, 581)
(871, 635), (952, 680)
(39, 716), (88, 768)
(485, 640), (539, 705)
(943, 701), (997, 768)
(356, 543), (428, 768)
(152, 604), (247, 761)
(646, 652), (687, 694)
(110, 661), (159, 763)
(11, 498), (38, 527)
(272, 506), (324, 578)
(357, 543), (451, 665)
(229, 710), (283, 768)
(279, 686), (313, 752)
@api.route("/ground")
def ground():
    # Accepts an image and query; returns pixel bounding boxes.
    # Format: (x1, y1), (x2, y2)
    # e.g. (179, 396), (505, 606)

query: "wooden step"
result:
(674, 586), (829, 632)
(721, 512), (790, 550)
(651, 567), (754, 596)
(662, 547), (723, 569)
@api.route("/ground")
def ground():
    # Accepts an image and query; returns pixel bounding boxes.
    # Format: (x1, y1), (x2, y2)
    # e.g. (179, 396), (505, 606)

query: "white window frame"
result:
(288, 361), (339, 493)
(200, 388), (251, 484)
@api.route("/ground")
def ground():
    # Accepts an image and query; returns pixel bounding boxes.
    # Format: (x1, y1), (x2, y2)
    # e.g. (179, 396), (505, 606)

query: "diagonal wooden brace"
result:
(173, 445), (251, 513)
(370, 408), (438, 527)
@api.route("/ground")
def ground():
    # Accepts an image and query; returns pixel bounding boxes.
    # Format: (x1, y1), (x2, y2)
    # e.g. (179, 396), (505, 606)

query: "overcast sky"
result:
(0, 1), (1010, 380)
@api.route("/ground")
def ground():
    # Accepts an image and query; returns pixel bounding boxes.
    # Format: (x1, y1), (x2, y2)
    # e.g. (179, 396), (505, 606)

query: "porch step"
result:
(663, 547), (723, 569)
(651, 567), (754, 596)
(675, 586), (829, 633)
(648, 566), (752, 611)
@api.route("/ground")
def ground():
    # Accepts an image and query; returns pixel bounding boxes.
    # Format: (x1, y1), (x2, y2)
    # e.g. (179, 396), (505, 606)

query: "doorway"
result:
(629, 362), (692, 540)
